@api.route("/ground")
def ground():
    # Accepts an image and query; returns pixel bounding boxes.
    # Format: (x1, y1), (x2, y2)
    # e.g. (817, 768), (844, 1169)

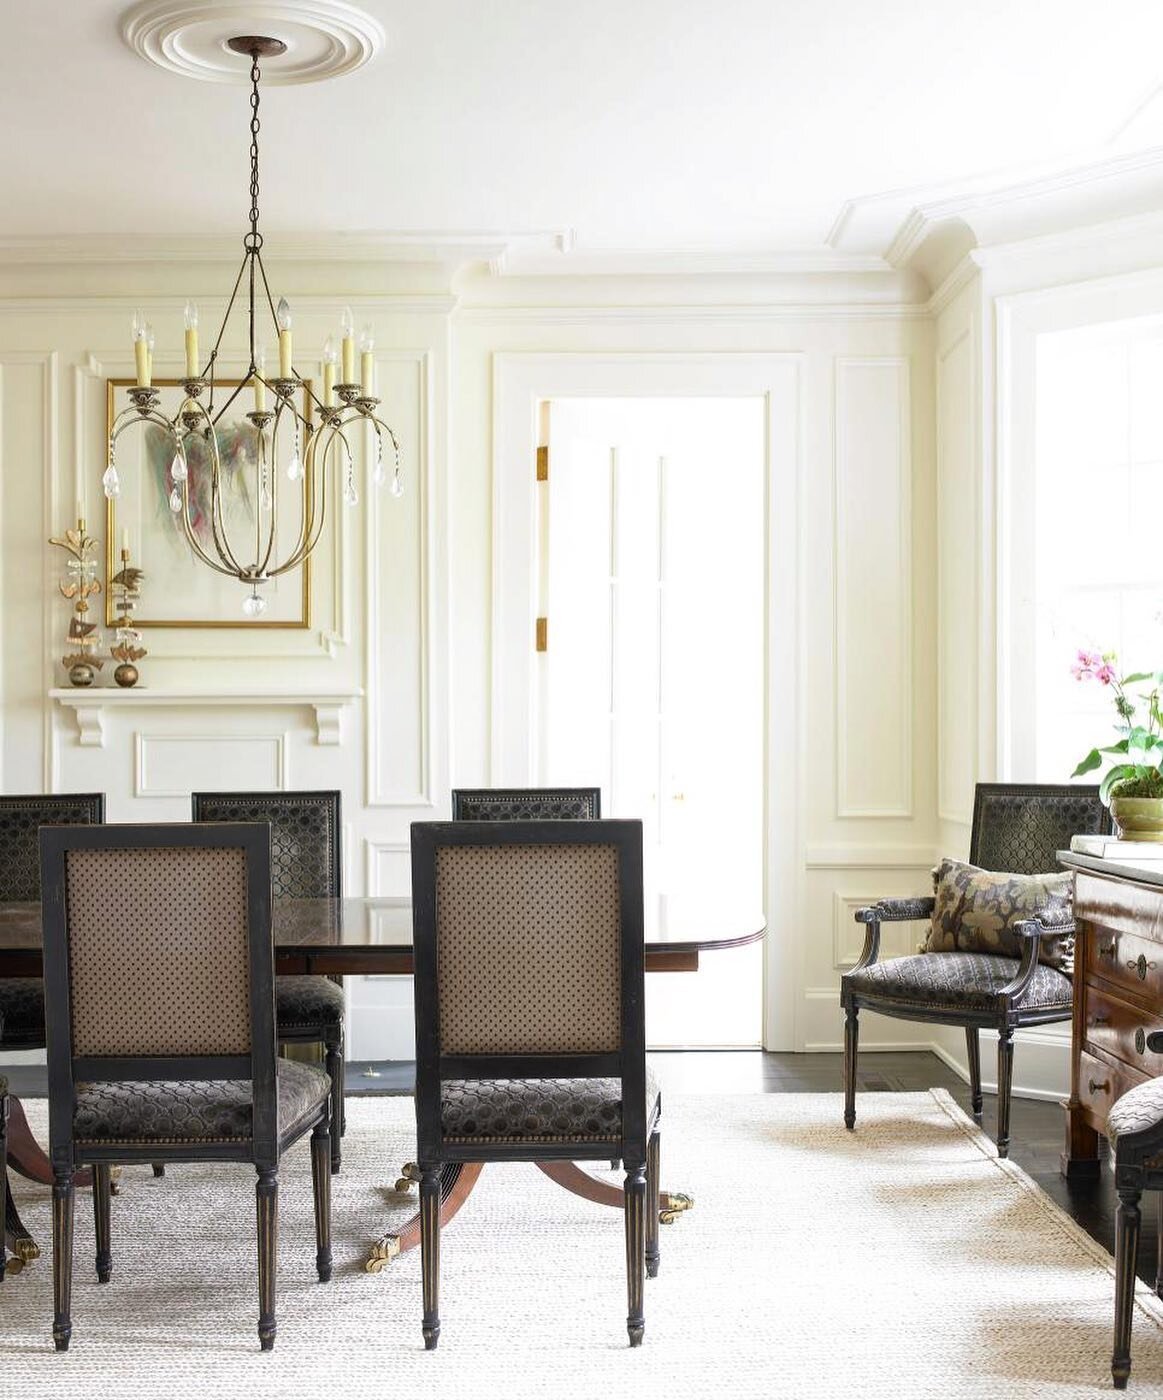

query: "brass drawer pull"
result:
(1089, 1078), (1112, 1095)
(1137, 1027), (1147, 1055)
(1126, 955), (1158, 980)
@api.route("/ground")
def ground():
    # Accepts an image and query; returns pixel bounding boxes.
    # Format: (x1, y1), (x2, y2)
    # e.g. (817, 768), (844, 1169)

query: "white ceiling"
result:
(5, 0), (1163, 263)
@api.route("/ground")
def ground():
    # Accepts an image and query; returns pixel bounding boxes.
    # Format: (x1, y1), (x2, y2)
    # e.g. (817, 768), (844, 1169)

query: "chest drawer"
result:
(1084, 923), (1163, 1006)
(1077, 1048), (1149, 1127)
(1083, 982), (1163, 1073)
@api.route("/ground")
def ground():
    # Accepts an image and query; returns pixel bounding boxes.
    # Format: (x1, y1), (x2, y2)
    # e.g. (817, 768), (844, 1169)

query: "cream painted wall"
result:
(0, 256), (939, 1062)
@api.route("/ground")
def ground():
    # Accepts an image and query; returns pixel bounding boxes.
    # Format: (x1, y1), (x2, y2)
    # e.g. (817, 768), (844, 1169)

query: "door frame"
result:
(491, 352), (804, 1050)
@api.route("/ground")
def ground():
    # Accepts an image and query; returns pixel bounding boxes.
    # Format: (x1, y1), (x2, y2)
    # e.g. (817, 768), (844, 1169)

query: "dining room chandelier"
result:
(103, 35), (401, 618)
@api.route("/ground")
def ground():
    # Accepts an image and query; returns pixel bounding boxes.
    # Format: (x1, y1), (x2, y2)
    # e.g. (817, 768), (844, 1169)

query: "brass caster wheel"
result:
(5, 1256), (23, 1277)
(393, 1177), (415, 1193)
(109, 1165), (123, 1197)
(365, 1233), (401, 1272)
(659, 1191), (694, 1225)
(13, 1237), (40, 1263)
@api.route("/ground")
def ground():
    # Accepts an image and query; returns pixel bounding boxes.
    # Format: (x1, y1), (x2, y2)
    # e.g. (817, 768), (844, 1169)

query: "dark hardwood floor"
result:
(5, 1049), (1154, 1285)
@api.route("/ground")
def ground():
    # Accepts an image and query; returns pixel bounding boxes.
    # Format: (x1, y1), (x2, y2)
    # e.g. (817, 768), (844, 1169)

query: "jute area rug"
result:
(4, 1088), (1163, 1399)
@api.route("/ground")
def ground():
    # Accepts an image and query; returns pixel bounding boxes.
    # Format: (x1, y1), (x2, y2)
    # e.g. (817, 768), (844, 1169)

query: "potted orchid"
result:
(1071, 649), (1163, 839)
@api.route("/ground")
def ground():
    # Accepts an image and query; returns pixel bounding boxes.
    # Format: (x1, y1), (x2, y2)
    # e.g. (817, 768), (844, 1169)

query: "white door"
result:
(539, 397), (764, 1047)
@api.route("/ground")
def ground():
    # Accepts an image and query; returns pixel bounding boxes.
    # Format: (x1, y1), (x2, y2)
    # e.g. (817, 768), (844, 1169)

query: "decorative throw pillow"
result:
(925, 858), (1075, 973)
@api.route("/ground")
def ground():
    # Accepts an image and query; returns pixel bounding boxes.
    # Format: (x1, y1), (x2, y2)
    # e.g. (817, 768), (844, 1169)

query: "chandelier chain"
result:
(247, 52), (262, 250)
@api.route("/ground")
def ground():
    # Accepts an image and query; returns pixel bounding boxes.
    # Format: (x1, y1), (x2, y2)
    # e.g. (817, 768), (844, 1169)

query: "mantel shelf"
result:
(49, 687), (363, 748)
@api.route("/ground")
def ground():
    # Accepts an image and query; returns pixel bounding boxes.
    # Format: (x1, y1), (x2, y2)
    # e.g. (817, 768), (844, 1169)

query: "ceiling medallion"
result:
(120, 1), (386, 85)
(105, 35), (401, 617)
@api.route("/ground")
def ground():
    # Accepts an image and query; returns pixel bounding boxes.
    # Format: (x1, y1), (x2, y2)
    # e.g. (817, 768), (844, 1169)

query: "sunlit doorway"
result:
(536, 397), (764, 1047)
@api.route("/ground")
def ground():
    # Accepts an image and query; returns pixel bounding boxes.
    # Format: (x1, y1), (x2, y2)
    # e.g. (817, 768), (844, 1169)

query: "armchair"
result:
(841, 782), (1109, 1157)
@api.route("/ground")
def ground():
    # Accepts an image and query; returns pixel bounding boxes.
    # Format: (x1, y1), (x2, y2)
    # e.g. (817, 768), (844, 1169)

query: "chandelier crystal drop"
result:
(105, 36), (403, 617)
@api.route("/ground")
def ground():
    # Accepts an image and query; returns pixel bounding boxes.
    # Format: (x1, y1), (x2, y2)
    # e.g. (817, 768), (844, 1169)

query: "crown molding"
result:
(488, 245), (893, 279)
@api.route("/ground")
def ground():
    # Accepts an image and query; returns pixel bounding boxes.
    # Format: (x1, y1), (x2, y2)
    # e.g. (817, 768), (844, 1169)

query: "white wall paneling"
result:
(134, 731), (289, 798)
(936, 313), (979, 824)
(833, 356), (913, 819)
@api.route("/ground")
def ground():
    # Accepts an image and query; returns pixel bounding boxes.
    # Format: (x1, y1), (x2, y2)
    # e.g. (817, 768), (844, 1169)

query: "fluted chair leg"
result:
(996, 1027), (1015, 1158)
(646, 1130), (661, 1279)
(843, 1005), (859, 1129)
(93, 1163), (112, 1283)
(1114, 1186), (1143, 1389)
(965, 1027), (983, 1122)
(624, 1160), (646, 1346)
(324, 1034), (344, 1174)
(419, 1164), (442, 1350)
(0, 1079), (7, 1285)
(310, 1120), (332, 1282)
(52, 1168), (75, 1351)
(255, 1167), (278, 1351)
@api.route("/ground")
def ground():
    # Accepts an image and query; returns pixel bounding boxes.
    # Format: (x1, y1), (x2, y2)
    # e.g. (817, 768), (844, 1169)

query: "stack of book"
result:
(1069, 834), (1163, 869)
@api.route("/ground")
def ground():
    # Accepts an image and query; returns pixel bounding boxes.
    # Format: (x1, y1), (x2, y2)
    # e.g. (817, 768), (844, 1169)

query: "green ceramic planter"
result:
(1110, 794), (1163, 842)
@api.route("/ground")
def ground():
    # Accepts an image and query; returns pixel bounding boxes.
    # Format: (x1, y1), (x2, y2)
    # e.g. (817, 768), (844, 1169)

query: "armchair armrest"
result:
(996, 916), (1075, 1005)
(850, 895), (936, 974)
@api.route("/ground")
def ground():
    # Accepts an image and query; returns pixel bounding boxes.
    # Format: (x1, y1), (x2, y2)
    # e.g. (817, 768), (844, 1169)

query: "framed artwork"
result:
(104, 377), (313, 628)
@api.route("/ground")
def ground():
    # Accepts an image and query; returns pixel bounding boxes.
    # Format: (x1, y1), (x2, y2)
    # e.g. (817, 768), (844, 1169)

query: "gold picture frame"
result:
(104, 377), (312, 628)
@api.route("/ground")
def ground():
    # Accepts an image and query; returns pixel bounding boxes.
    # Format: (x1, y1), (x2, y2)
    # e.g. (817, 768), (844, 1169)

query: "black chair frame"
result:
(450, 787), (601, 820)
(411, 818), (654, 1348)
(192, 789), (345, 1173)
(842, 782), (1110, 1157)
(39, 821), (332, 1351)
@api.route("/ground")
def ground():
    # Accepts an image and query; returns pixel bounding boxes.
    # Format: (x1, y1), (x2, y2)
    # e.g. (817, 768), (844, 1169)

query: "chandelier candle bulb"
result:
(253, 347), (267, 412)
(277, 297), (293, 377)
(132, 310), (150, 387)
(184, 301), (199, 377)
(340, 306), (355, 384)
(322, 336), (337, 406)
(360, 325), (375, 394)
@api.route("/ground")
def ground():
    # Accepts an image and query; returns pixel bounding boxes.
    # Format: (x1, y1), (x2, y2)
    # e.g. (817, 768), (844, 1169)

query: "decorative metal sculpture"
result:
(103, 36), (402, 619)
(110, 545), (147, 687)
(49, 518), (103, 687)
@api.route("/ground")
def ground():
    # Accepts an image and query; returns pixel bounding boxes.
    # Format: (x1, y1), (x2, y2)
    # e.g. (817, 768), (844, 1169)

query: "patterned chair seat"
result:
(1107, 1078), (1163, 1147)
(275, 976), (344, 1034)
(0, 978), (46, 1044)
(441, 1068), (660, 1145)
(74, 1059), (330, 1146)
(843, 951), (1072, 1015)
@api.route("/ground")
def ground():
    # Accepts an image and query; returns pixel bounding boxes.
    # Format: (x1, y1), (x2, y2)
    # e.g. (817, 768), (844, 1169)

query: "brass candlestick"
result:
(110, 548), (147, 688)
(49, 517), (103, 687)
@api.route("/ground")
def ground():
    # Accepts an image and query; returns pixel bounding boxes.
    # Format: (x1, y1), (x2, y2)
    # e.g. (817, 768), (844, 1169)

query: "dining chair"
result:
(451, 787), (601, 820)
(410, 818), (658, 1348)
(0, 794), (105, 1274)
(841, 782), (1109, 1156)
(192, 790), (345, 1172)
(39, 820), (332, 1351)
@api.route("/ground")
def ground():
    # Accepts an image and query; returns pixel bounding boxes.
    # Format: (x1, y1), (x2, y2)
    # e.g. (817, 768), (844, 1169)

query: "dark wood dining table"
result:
(0, 895), (765, 1271)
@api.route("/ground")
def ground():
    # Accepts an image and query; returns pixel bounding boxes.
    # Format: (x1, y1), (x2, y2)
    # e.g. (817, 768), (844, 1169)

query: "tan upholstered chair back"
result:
(434, 842), (622, 1055)
(64, 845), (252, 1057)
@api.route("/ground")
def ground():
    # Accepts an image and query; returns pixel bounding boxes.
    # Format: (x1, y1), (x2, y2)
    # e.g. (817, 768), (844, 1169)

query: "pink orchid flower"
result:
(1072, 648), (1105, 680)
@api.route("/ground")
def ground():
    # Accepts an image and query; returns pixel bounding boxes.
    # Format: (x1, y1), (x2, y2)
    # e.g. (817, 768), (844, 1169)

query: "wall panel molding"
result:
(833, 355), (913, 818)
(134, 731), (289, 798)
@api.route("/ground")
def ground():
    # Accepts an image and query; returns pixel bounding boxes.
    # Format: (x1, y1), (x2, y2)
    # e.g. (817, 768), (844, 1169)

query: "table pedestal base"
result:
(366, 1160), (694, 1271)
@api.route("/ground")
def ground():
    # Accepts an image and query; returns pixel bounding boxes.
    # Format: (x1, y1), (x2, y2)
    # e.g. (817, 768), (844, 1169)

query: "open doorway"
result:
(537, 397), (764, 1047)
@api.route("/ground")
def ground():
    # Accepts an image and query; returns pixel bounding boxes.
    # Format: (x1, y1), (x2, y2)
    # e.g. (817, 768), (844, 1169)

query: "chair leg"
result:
(965, 1027), (983, 1123)
(646, 1130), (661, 1279)
(310, 1119), (333, 1283)
(0, 1081), (7, 1285)
(255, 1167), (278, 1352)
(1114, 1186), (1143, 1389)
(843, 1005), (859, 1129)
(324, 1034), (344, 1174)
(624, 1160), (646, 1346)
(1156, 1194), (1163, 1300)
(419, 1163), (442, 1351)
(996, 1027), (1015, 1159)
(52, 1167), (75, 1352)
(93, 1163), (112, 1283)
(151, 1164), (165, 1178)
